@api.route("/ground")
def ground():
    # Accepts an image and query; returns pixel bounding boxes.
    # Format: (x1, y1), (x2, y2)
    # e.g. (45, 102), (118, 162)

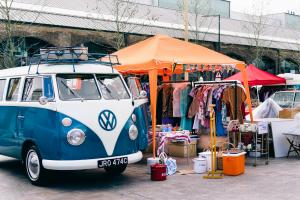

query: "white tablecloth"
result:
(254, 118), (296, 158)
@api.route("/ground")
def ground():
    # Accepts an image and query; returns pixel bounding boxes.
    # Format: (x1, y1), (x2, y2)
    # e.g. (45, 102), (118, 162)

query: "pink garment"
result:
(157, 131), (191, 155)
(188, 86), (205, 118)
(199, 87), (211, 127)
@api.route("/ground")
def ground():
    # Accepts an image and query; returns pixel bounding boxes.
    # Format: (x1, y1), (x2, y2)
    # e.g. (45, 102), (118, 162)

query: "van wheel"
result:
(104, 164), (127, 175)
(25, 145), (49, 186)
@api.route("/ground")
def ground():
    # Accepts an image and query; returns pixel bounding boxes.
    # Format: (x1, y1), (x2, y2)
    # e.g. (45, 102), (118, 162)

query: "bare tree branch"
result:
(0, 0), (46, 68)
(93, 0), (158, 50)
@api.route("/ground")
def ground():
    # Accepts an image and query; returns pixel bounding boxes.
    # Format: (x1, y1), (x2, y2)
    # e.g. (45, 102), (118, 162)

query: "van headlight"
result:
(129, 125), (138, 140)
(131, 114), (137, 122)
(67, 129), (86, 146)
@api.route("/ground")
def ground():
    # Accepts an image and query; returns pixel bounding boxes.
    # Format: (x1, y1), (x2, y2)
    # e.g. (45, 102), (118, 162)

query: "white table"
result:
(253, 118), (296, 158)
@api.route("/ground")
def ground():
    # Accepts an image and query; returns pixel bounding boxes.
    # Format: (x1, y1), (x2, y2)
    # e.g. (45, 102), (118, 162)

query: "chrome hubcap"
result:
(26, 150), (40, 181)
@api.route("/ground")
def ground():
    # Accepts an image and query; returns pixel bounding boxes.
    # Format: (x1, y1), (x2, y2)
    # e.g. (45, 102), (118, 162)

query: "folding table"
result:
(283, 132), (300, 157)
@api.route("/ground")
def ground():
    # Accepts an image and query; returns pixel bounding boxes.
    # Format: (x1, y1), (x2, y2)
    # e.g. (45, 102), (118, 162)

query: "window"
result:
(272, 92), (294, 108)
(294, 92), (300, 108)
(280, 59), (299, 74)
(96, 74), (130, 100)
(126, 77), (142, 98)
(22, 77), (43, 101)
(43, 76), (54, 99)
(57, 74), (100, 101)
(0, 79), (6, 101)
(6, 78), (21, 101)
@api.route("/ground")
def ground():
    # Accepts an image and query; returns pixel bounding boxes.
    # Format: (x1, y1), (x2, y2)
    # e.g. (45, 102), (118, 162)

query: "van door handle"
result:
(17, 115), (25, 120)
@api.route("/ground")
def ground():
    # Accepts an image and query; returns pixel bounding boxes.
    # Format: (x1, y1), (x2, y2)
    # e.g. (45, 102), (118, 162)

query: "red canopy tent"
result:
(225, 64), (286, 86)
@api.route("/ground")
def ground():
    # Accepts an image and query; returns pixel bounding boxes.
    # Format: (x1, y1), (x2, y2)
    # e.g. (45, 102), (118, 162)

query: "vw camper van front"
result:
(0, 47), (149, 185)
(44, 73), (148, 170)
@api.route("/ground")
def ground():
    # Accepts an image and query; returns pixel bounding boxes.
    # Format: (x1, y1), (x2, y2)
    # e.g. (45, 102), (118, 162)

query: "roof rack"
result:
(27, 47), (120, 74)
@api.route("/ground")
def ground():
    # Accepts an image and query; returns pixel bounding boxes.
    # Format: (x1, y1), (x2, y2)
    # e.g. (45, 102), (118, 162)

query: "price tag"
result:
(258, 121), (268, 134)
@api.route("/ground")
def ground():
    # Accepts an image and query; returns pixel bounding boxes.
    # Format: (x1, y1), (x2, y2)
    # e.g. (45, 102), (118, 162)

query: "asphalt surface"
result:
(0, 155), (300, 200)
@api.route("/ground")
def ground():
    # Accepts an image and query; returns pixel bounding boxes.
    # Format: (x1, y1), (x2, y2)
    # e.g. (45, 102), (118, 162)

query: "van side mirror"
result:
(39, 96), (48, 105)
(139, 90), (147, 99)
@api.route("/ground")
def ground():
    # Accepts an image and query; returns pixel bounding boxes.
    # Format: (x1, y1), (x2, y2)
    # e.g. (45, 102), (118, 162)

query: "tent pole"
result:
(241, 68), (254, 123)
(149, 69), (158, 158)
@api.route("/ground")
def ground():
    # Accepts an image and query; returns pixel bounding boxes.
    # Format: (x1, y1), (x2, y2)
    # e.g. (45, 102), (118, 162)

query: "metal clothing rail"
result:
(161, 80), (193, 84)
(193, 80), (240, 121)
(160, 80), (241, 120)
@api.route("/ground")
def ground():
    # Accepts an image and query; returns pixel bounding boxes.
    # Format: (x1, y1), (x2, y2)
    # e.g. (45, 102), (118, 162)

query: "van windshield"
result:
(57, 74), (100, 100)
(56, 74), (130, 101)
(272, 92), (294, 108)
(95, 74), (130, 100)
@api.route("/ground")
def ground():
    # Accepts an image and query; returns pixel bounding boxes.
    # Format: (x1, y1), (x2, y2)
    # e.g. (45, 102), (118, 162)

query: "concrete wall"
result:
(0, 23), (299, 74)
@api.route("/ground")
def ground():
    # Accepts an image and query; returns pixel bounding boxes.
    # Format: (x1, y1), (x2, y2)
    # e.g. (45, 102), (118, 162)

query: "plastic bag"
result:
(165, 158), (177, 175)
(246, 98), (282, 120)
(158, 152), (177, 176)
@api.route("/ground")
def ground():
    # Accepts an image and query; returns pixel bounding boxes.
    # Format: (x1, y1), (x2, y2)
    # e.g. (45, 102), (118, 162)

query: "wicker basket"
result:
(217, 142), (236, 170)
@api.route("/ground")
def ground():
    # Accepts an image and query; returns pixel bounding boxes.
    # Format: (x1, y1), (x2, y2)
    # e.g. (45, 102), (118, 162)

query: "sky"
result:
(229, 0), (300, 15)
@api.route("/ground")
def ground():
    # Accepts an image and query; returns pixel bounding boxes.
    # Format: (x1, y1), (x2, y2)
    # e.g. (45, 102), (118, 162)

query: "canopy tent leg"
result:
(241, 68), (254, 123)
(149, 69), (158, 158)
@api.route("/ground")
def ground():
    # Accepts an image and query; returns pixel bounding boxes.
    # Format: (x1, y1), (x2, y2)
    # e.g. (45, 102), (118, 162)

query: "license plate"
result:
(98, 157), (128, 168)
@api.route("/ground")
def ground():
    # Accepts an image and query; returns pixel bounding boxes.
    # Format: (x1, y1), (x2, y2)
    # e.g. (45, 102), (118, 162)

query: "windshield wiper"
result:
(97, 79), (119, 100)
(60, 80), (84, 101)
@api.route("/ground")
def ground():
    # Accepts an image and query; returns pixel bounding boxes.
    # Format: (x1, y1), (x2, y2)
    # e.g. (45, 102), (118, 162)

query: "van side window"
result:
(43, 76), (54, 99)
(22, 77), (43, 101)
(0, 79), (6, 101)
(6, 78), (21, 101)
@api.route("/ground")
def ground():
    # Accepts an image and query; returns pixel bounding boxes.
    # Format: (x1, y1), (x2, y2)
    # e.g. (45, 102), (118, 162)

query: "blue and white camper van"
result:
(0, 47), (148, 185)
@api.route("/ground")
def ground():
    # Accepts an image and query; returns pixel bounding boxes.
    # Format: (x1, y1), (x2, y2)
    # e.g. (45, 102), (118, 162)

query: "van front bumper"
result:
(42, 151), (143, 170)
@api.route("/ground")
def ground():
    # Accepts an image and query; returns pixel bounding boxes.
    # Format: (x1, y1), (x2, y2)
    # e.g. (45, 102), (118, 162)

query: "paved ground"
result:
(0, 154), (300, 200)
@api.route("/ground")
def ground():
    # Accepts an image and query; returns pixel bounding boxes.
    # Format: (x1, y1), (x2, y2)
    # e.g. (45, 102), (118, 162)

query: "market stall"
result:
(112, 34), (254, 160)
(224, 64), (286, 86)
(225, 64), (286, 106)
(225, 65), (300, 158)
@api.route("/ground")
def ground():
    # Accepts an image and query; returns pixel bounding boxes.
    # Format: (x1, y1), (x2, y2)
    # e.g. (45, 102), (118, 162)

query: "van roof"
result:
(0, 63), (120, 77)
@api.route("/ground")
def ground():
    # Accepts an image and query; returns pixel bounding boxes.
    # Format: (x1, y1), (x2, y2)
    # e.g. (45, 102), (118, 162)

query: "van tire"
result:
(25, 145), (49, 186)
(104, 164), (127, 175)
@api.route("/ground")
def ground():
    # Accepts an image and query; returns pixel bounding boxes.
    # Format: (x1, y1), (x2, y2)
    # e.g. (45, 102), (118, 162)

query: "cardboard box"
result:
(197, 135), (228, 151)
(167, 140), (197, 157)
(279, 108), (300, 119)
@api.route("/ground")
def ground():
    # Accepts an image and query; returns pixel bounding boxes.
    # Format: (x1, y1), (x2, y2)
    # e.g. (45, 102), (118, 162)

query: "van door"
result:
(17, 76), (57, 158)
(0, 78), (22, 158)
(17, 76), (46, 139)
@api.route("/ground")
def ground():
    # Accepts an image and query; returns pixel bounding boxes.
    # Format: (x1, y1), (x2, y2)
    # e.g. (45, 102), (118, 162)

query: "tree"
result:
(242, 1), (275, 72)
(190, 0), (214, 43)
(0, 0), (45, 68)
(0, 0), (15, 68)
(94, 0), (157, 50)
(176, 0), (215, 43)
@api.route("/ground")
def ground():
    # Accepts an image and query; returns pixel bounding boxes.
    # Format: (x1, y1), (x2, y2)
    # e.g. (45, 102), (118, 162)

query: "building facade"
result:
(0, 0), (300, 74)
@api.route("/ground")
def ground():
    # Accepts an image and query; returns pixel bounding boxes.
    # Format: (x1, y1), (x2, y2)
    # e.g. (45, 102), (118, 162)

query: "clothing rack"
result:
(193, 80), (239, 121)
(161, 80), (193, 84)
(161, 80), (240, 120)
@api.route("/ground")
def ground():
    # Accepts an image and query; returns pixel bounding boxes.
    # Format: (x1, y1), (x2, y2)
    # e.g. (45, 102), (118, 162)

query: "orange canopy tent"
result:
(113, 34), (253, 157)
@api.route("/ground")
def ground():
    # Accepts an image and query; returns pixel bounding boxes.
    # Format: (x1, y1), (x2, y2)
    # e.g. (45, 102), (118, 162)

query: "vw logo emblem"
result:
(98, 110), (117, 131)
